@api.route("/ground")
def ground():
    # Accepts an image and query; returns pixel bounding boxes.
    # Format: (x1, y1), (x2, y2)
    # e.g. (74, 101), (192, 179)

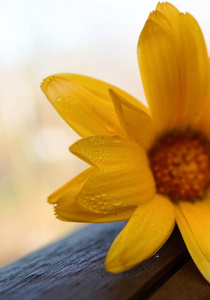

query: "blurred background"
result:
(1, 0), (210, 268)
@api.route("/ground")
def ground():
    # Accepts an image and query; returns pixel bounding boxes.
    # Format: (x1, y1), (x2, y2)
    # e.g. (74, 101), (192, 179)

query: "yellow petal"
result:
(70, 135), (149, 170)
(105, 194), (175, 273)
(156, 2), (179, 21)
(176, 197), (210, 283)
(138, 4), (209, 134)
(175, 13), (209, 126)
(48, 167), (135, 223)
(194, 58), (210, 137)
(109, 89), (156, 150)
(77, 169), (154, 215)
(71, 136), (156, 212)
(138, 16), (179, 134)
(41, 73), (127, 137)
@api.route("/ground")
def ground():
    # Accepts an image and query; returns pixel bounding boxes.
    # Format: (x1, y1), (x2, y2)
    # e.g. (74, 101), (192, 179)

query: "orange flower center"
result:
(149, 130), (210, 201)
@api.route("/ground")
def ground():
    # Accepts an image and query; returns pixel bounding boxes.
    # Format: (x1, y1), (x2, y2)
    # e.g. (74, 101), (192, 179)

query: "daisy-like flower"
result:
(41, 2), (210, 282)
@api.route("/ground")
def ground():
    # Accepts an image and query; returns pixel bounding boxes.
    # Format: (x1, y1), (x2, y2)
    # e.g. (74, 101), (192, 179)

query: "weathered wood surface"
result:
(0, 222), (209, 300)
(150, 259), (210, 300)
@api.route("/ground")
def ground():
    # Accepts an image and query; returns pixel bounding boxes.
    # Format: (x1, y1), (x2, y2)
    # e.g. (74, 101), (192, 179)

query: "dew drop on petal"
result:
(112, 198), (122, 206)
(55, 96), (62, 103)
(89, 136), (96, 142)
(98, 199), (103, 205)
(90, 194), (96, 201)
(101, 191), (106, 197)
(113, 136), (121, 143)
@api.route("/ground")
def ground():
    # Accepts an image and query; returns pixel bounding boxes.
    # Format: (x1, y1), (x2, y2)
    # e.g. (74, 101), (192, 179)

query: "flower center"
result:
(149, 130), (210, 201)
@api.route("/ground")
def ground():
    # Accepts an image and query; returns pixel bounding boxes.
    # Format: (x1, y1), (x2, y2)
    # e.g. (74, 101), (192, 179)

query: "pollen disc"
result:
(149, 130), (210, 201)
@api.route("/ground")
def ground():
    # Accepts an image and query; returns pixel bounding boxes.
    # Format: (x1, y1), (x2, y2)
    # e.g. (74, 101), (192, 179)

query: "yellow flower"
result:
(41, 2), (210, 282)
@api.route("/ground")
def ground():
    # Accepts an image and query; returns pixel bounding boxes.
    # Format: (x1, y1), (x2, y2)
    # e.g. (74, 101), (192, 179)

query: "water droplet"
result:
(113, 136), (121, 143)
(54, 203), (58, 207)
(112, 198), (122, 206)
(89, 136), (96, 142)
(90, 194), (96, 201)
(155, 253), (159, 258)
(101, 191), (106, 197)
(55, 96), (62, 103)
(103, 199), (108, 205)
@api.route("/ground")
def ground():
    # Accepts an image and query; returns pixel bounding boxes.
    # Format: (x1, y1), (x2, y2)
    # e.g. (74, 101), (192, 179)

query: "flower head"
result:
(41, 2), (210, 282)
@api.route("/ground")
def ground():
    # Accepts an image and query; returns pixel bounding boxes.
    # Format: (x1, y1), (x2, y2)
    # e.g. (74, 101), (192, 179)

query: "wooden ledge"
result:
(0, 222), (209, 300)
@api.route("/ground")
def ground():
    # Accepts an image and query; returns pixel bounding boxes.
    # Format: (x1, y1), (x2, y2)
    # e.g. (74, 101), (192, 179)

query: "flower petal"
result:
(156, 2), (179, 21)
(105, 194), (175, 273)
(77, 169), (154, 214)
(195, 59), (210, 137)
(41, 73), (138, 137)
(71, 136), (156, 212)
(175, 13), (209, 127)
(138, 3), (209, 133)
(176, 197), (210, 283)
(48, 167), (135, 223)
(70, 135), (149, 170)
(138, 14), (179, 134)
(109, 89), (156, 150)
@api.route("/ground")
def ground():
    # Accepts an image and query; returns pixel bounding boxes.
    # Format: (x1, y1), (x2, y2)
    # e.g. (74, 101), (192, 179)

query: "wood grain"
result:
(0, 222), (190, 300)
(149, 260), (210, 300)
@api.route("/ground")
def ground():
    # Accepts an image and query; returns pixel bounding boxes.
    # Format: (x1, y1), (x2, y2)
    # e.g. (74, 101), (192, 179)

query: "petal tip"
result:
(108, 88), (119, 103)
(105, 254), (133, 274)
(105, 256), (125, 274)
(105, 264), (121, 274)
(108, 88), (115, 95)
(47, 195), (54, 204)
(40, 76), (54, 94)
(40, 74), (68, 94)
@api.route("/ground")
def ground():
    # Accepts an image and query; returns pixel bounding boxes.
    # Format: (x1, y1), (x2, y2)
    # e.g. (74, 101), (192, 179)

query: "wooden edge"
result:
(0, 222), (190, 300)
